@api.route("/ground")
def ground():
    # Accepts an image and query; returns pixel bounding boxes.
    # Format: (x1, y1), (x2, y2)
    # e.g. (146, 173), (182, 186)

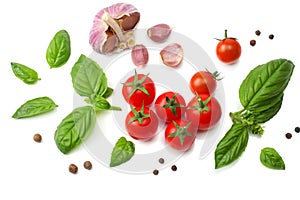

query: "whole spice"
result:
(269, 34), (274, 40)
(33, 133), (42, 143)
(84, 161), (92, 170)
(295, 127), (300, 133)
(147, 23), (172, 43)
(131, 44), (149, 67)
(153, 169), (159, 175)
(160, 43), (184, 67)
(171, 165), (177, 171)
(255, 30), (261, 36)
(69, 164), (78, 174)
(89, 3), (140, 54)
(250, 40), (256, 46)
(214, 59), (294, 169)
(285, 132), (292, 139)
(158, 158), (165, 164)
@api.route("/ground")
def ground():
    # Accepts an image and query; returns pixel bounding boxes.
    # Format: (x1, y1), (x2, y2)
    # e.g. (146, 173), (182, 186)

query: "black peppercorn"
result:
(269, 34), (274, 40)
(285, 133), (292, 139)
(295, 127), (300, 133)
(250, 40), (256, 46)
(171, 165), (177, 171)
(255, 30), (261, 36)
(158, 158), (164, 164)
(69, 164), (78, 174)
(153, 169), (159, 175)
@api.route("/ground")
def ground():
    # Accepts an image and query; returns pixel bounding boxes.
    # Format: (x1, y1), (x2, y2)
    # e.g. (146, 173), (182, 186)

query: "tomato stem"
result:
(167, 121), (193, 145)
(224, 29), (228, 39)
(162, 93), (185, 116)
(128, 103), (150, 125)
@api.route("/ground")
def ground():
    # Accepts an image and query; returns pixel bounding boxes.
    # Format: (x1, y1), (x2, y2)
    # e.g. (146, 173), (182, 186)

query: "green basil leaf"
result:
(260, 147), (285, 170)
(239, 59), (294, 118)
(71, 54), (107, 98)
(11, 62), (41, 84)
(215, 123), (249, 169)
(93, 95), (111, 111)
(102, 87), (114, 98)
(46, 30), (71, 68)
(12, 96), (58, 119)
(110, 137), (135, 167)
(54, 106), (96, 154)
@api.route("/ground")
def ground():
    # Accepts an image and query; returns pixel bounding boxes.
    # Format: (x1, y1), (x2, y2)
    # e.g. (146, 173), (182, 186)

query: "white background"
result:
(1, 0), (300, 199)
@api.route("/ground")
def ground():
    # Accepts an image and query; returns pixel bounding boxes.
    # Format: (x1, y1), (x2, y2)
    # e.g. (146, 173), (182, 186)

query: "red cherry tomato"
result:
(125, 104), (158, 141)
(165, 120), (197, 151)
(122, 70), (156, 107)
(216, 30), (241, 64)
(186, 93), (222, 131)
(154, 91), (186, 123)
(190, 70), (222, 95)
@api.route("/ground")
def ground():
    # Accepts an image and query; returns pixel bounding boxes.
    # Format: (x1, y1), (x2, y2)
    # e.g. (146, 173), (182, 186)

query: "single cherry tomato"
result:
(186, 93), (222, 131)
(190, 70), (222, 95)
(216, 30), (241, 64)
(122, 70), (156, 107)
(154, 91), (186, 123)
(165, 120), (197, 151)
(125, 104), (159, 141)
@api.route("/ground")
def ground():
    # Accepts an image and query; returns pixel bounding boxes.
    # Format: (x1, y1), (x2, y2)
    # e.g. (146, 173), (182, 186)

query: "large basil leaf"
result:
(110, 137), (135, 167)
(260, 147), (285, 170)
(54, 106), (96, 154)
(215, 123), (249, 169)
(239, 59), (294, 116)
(12, 96), (58, 119)
(71, 54), (107, 98)
(11, 62), (41, 84)
(46, 30), (71, 68)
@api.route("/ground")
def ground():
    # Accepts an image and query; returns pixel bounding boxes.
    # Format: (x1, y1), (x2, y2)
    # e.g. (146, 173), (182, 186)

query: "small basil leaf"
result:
(239, 59), (294, 116)
(11, 62), (41, 84)
(93, 95), (111, 111)
(102, 87), (114, 98)
(215, 123), (249, 169)
(46, 29), (71, 68)
(12, 96), (58, 119)
(110, 137), (135, 167)
(260, 147), (285, 170)
(54, 106), (96, 154)
(71, 54), (107, 98)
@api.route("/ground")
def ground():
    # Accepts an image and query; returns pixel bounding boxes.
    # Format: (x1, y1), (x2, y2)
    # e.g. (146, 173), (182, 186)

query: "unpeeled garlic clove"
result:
(131, 44), (149, 67)
(147, 24), (172, 43)
(89, 3), (140, 54)
(160, 43), (183, 67)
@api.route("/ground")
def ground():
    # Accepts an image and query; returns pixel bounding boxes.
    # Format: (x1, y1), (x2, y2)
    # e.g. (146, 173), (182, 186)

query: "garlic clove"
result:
(147, 24), (172, 43)
(160, 43), (184, 67)
(131, 44), (149, 67)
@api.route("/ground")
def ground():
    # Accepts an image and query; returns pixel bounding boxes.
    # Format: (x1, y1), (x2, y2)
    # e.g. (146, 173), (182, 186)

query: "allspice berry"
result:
(69, 164), (78, 174)
(33, 133), (42, 143)
(84, 161), (92, 170)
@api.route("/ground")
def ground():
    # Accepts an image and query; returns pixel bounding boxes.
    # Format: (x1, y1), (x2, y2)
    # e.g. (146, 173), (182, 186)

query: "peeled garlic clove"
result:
(131, 44), (149, 67)
(89, 3), (140, 54)
(147, 24), (172, 43)
(160, 43), (184, 67)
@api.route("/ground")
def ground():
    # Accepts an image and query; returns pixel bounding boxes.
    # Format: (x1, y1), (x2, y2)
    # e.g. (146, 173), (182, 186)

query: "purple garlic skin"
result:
(147, 24), (172, 43)
(131, 44), (149, 67)
(89, 3), (140, 54)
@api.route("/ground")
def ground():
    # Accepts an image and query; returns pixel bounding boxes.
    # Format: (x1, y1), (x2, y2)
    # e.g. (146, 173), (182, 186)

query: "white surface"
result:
(1, 0), (300, 199)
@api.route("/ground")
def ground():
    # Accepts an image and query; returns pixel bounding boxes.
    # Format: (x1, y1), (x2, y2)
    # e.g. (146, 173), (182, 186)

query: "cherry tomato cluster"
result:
(122, 69), (222, 151)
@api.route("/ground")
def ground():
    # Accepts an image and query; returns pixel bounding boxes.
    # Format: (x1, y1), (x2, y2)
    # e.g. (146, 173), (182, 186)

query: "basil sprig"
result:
(46, 30), (71, 68)
(11, 62), (41, 84)
(54, 54), (121, 154)
(215, 59), (294, 169)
